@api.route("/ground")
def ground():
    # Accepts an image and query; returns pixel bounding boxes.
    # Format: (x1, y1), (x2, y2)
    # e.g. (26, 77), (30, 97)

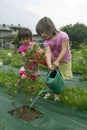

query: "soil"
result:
(10, 106), (43, 122)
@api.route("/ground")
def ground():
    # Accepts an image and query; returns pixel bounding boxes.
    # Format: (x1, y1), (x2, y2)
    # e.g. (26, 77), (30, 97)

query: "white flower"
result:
(0, 59), (3, 66)
(20, 66), (25, 71)
(7, 52), (12, 57)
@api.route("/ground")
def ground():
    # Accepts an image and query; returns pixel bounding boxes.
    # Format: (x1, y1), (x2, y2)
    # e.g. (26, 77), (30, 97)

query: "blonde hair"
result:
(36, 17), (57, 36)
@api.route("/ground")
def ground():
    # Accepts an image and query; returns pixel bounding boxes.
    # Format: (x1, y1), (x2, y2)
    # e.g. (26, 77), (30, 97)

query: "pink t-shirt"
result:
(43, 31), (71, 62)
(18, 42), (36, 53)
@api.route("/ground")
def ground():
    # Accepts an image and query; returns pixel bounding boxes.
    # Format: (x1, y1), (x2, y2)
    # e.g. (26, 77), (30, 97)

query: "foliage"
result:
(0, 45), (87, 110)
(6, 44), (46, 106)
(79, 44), (87, 80)
(0, 68), (47, 106)
(12, 35), (22, 48)
(0, 49), (22, 68)
(61, 23), (87, 49)
(0, 69), (87, 110)
(23, 44), (46, 77)
(72, 49), (82, 73)
(0, 69), (18, 88)
(72, 45), (87, 80)
(59, 86), (87, 110)
(10, 54), (22, 68)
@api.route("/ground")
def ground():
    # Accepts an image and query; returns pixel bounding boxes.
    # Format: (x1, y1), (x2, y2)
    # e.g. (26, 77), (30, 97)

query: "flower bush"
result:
(7, 44), (47, 106)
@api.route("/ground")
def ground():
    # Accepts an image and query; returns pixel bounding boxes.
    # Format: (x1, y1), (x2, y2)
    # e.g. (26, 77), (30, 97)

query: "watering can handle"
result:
(46, 68), (62, 79)
(57, 69), (62, 77)
(46, 64), (56, 75)
(52, 64), (62, 77)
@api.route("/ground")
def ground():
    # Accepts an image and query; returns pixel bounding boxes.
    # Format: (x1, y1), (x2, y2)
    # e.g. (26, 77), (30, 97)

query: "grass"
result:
(0, 48), (87, 110)
(59, 86), (87, 110)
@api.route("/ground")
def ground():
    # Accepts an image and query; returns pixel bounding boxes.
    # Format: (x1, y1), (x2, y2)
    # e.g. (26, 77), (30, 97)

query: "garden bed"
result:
(10, 106), (43, 122)
(0, 65), (87, 129)
(0, 91), (87, 130)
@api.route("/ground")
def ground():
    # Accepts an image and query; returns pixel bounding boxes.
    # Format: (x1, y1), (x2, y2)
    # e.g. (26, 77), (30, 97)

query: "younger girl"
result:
(18, 27), (40, 80)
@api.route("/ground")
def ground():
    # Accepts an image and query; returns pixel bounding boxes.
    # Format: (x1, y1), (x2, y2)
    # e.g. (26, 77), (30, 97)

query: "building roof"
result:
(0, 26), (12, 31)
(0, 34), (16, 39)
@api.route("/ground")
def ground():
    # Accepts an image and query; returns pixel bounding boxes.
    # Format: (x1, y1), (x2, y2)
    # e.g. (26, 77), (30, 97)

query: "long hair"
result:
(36, 17), (57, 36)
(18, 27), (32, 41)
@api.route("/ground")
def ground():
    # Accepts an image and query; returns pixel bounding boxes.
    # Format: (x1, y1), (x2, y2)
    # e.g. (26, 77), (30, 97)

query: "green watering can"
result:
(44, 69), (65, 94)
(29, 69), (65, 108)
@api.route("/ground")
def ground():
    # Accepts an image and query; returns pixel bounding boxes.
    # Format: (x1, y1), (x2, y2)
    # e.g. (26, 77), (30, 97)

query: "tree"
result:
(12, 35), (22, 54)
(60, 23), (87, 49)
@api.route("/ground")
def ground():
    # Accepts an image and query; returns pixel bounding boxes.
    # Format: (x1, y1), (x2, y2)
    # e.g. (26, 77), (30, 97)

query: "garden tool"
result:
(44, 69), (65, 94)
(30, 69), (65, 108)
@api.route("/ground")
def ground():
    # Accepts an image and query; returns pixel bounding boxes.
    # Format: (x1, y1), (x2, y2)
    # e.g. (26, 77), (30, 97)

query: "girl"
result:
(36, 17), (72, 79)
(18, 27), (40, 80)
(36, 17), (73, 100)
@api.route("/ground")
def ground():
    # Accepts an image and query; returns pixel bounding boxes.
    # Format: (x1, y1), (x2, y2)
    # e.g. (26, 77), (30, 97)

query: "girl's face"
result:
(40, 32), (52, 40)
(21, 37), (30, 44)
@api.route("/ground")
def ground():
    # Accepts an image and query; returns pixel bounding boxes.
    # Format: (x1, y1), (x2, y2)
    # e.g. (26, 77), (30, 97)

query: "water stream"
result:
(29, 89), (49, 108)
(29, 95), (40, 108)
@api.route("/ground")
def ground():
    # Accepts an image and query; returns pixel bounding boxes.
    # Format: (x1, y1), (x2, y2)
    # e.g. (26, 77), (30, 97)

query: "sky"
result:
(0, 0), (87, 33)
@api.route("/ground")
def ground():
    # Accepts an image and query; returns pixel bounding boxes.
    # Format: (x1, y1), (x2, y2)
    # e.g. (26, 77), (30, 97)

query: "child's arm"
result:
(45, 46), (54, 70)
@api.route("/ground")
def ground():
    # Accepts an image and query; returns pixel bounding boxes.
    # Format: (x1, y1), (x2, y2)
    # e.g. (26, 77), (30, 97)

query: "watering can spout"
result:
(38, 89), (53, 96)
(29, 89), (52, 108)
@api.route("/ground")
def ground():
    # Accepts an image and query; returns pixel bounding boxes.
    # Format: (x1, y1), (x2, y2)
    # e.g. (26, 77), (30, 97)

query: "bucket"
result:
(44, 69), (65, 94)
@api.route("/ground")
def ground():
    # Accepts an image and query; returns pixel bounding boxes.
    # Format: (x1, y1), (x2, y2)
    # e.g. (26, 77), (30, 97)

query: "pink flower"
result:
(30, 75), (36, 80)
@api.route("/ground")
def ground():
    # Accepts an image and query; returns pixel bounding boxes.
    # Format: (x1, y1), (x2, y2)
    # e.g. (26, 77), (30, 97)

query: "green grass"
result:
(59, 86), (87, 110)
(0, 48), (87, 110)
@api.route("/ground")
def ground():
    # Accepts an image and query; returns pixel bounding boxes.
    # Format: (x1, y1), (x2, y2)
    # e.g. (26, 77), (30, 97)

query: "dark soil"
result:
(10, 106), (43, 122)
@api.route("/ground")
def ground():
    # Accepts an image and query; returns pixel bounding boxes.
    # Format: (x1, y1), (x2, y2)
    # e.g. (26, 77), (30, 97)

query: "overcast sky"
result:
(0, 0), (87, 33)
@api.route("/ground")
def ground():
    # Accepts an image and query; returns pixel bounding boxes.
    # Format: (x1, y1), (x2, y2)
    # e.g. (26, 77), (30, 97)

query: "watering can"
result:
(29, 69), (65, 108)
(44, 69), (65, 94)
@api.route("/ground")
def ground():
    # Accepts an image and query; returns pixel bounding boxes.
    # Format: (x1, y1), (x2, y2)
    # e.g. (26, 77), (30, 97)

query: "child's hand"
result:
(48, 64), (55, 70)
(53, 61), (60, 67)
